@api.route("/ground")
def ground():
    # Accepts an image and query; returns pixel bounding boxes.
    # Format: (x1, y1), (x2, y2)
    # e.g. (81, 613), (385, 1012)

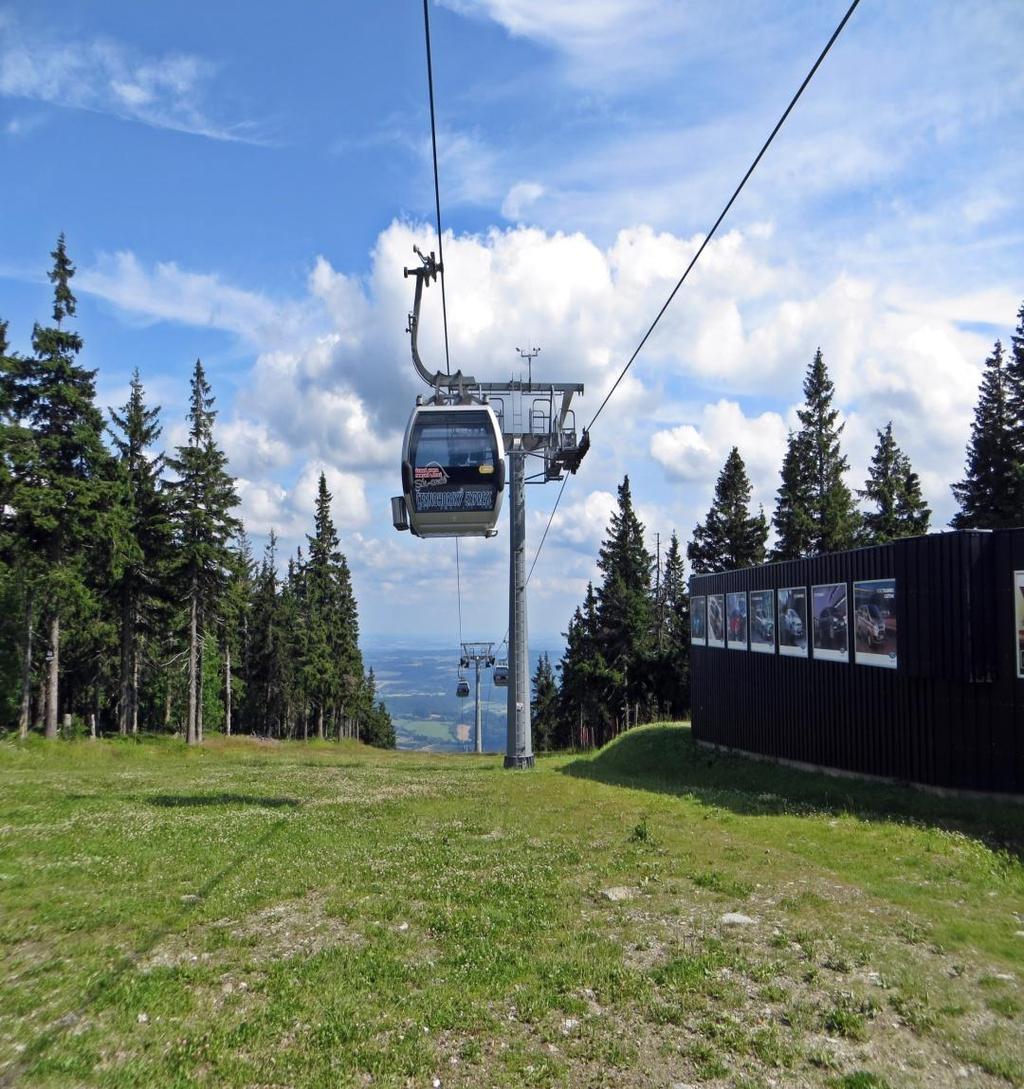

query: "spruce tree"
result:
(596, 476), (654, 729)
(108, 371), (171, 735)
(772, 349), (859, 557)
(858, 422), (931, 544)
(1010, 302), (1024, 519)
(304, 473), (343, 739)
(6, 236), (114, 738)
(653, 531), (689, 718)
(687, 447), (768, 573)
(530, 652), (559, 751)
(772, 430), (816, 560)
(167, 359), (240, 744)
(557, 582), (610, 747)
(950, 340), (1020, 529)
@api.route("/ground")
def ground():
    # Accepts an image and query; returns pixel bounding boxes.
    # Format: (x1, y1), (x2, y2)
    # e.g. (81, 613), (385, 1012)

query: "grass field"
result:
(1, 725), (1022, 1088)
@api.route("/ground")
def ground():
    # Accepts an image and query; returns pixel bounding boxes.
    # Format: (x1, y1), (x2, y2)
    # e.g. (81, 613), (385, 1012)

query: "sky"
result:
(1, 0), (1022, 655)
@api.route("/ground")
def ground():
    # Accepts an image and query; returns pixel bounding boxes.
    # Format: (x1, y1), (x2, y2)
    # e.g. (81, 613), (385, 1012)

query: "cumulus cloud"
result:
(0, 18), (264, 142)
(502, 181), (545, 221)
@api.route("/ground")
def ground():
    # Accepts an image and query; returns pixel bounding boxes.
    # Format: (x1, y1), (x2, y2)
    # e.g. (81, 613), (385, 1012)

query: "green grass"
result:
(1, 724), (1022, 1088)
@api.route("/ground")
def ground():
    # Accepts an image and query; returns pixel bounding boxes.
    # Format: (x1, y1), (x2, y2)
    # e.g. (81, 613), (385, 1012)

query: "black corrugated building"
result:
(689, 529), (1024, 794)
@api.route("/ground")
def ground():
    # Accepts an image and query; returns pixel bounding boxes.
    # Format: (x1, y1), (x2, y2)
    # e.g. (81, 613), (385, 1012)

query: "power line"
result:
(422, 0), (452, 375)
(585, 0), (861, 433)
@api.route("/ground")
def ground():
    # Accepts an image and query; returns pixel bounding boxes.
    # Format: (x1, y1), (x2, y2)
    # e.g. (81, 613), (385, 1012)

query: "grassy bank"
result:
(1, 726), (1022, 1088)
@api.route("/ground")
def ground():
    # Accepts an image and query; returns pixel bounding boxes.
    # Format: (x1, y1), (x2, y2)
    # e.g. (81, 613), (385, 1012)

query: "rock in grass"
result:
(720, 912), (756, 926)
(601, 886), (636, 902)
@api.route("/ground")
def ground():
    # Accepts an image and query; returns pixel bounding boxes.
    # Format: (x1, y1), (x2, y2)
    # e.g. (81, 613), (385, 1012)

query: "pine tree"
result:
(1009, 302), (1024, 520)
(653, 531), (689, 718)
(6, 237), (115, 738)
(772, 430), (816, 561)
(167, 359), (240, 744)
(858, 422), (931, 544)
(245, 532), (286, 736)
(108, 371), (171, 735)
(951, 340), (1020, 529)
(596, 476), (654, 725)
(221, 531), (254, 736)
(530, 652), (559, 751)
(557, 582), (610, 747)
(304, 473), (343, 739)
(687, 447), (768, 573)
(772, 349), (859, 557)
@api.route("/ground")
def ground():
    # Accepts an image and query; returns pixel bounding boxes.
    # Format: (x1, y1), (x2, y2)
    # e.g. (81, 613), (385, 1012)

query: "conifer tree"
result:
(687, 447), (768, 573)
(950, 340), (1020, 529)
(245, 532), (286, 736)
(653, 531), (689, 717)
(772, 349), (859, 557)
(557, 582), (609, 747)
(772, 430), (816, 561)
(530, 652), (559, 751)
(596, 476), (654, 721)
(167, 359), (240, 744)
(305, 473), (345, 739)
(6, 236), (114, 737)
(221, 532), (254, 736)
(1009, 302), (1024, 519)
(108, 371), (171, 734)
(857, 422), (931, 544)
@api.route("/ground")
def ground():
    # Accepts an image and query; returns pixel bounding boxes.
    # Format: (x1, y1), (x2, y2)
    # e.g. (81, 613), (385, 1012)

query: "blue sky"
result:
(1, 0), (1022, 652)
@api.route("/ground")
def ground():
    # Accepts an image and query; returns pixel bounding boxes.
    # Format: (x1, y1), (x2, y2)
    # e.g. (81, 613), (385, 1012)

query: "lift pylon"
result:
(459, 642), (495, 753)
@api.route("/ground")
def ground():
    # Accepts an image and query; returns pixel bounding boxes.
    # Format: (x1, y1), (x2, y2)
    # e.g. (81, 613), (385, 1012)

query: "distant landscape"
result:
(363, 641), (560, 752)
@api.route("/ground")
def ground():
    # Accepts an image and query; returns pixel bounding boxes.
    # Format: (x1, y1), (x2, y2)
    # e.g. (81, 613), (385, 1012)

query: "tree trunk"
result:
(187, 589), (198, 744)
(164, 683), (172, 733)
(197, 634), (204, 743)
(225, 641), (232, 736)
(316, 703), (324, 740)
(89, 712), (96, 740)
(45, 614), (59, 739)
(132, 649), (140, 736)
(18, 598), (33, 740)
(118, 592), (131, 736)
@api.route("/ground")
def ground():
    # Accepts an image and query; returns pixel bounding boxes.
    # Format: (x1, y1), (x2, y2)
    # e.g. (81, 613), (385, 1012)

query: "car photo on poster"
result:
(854, 578), (897, 668)
(777, 587), (808, 657)
(691, 595), (707, 644)
(749, 589), (775, 653)
(707, 593), (725, 648)
(726, 591), (747, 650)
(812, 582), (848, 662)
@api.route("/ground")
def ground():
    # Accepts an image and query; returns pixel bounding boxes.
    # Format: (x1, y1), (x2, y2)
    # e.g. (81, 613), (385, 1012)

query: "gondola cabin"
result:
(456, 678), (470, 698)
(394, 403), (505, 538)
(493, 662), (509, 687)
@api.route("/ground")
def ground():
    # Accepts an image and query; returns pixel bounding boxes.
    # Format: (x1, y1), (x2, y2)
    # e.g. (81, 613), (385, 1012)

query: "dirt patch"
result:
(142, 893), (361, 971)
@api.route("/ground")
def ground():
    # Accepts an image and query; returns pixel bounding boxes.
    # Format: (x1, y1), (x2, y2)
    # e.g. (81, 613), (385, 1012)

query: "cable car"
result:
(493, 661), (509, 687)
(456, 678), (470, 698)
(393, 402), (505, 538)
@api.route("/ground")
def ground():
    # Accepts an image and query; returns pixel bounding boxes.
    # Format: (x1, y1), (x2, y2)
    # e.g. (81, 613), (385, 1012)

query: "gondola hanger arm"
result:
(404, 247), (477, 394)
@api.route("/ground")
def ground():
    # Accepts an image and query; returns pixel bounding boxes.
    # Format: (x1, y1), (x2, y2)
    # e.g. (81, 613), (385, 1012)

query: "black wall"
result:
(689, 530), (1024, 793)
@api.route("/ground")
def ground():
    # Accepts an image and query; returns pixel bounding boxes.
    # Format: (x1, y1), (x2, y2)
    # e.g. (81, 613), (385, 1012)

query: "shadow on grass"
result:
(561, 724), (1024, 859)
(147, 792), (300, 808)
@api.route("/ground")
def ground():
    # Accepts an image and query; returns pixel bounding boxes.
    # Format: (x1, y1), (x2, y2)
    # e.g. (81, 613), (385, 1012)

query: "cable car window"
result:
(410, 412), (499, 515)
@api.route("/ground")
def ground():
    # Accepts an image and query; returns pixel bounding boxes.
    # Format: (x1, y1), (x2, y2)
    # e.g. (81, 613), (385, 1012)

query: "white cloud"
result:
(0, 19), (263, 142)
(502, 181), (545, 221)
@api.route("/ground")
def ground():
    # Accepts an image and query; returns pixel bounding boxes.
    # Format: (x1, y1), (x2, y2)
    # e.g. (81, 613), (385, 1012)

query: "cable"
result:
(525, 475), (569, 587)
(585, 0), (861, 433)
(455, 538), (464, 647)
(422, 0), (452, 375)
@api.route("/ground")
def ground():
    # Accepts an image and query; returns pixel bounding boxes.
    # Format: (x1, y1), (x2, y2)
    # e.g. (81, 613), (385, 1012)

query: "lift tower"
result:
(393, 248), (589, 768)
(460, 643), (495, 753)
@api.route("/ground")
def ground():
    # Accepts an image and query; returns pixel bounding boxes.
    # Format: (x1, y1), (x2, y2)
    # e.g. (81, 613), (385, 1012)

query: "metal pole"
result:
(474, 657), (482, 754)
(505, 448), (534, 768)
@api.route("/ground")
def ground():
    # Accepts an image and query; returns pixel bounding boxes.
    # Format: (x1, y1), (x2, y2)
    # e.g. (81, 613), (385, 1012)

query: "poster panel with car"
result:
(726, 591), (748, 650)
(1016, 572), (1024, 679)
(707, 593), (726, 648)
(854, 578), (897, 668)
(691, 595), (707, 645)
(812, 582), (849, 662)
(777, 587), (808, 657)
(749, 589), (775, 653)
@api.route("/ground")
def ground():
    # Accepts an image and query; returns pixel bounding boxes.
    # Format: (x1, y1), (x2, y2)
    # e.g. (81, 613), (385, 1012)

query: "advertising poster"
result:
(749, 589), (775, 653)
(726, 591), (748, 650)
(707, 593), (726, 648)
(812, 582), (849, 662)
(1016, 572), (1024, 680)
(854, 578), (897, 668)
(777, 587), (808, 657)
(691, 596), (707, 645)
